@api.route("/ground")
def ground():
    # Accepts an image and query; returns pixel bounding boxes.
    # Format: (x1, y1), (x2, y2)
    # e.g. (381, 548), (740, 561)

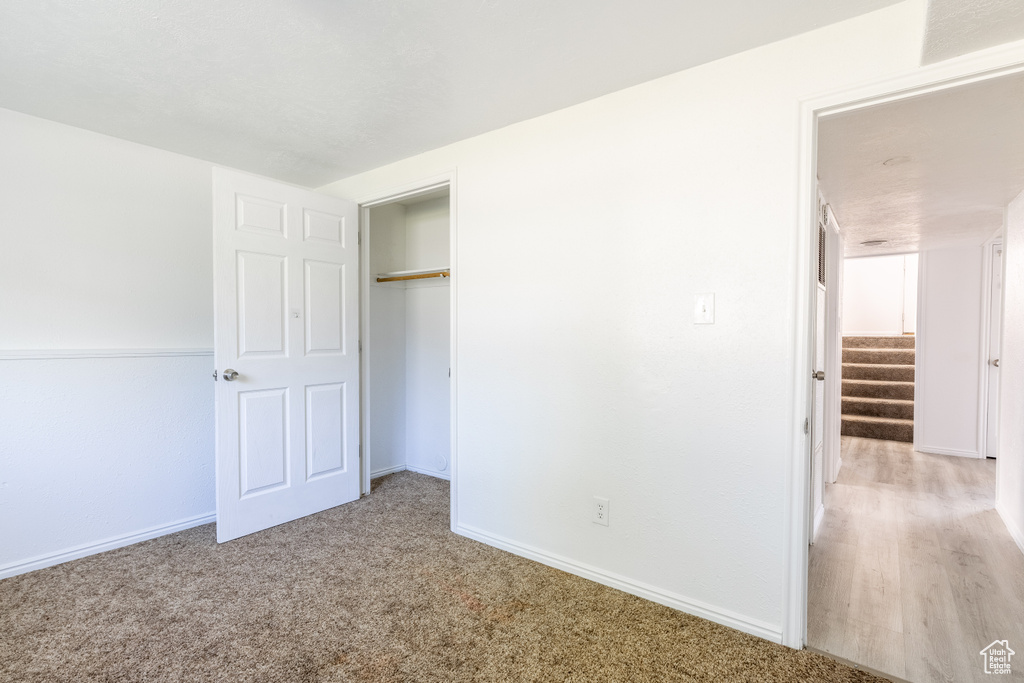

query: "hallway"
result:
(808, 437), (1024, 682)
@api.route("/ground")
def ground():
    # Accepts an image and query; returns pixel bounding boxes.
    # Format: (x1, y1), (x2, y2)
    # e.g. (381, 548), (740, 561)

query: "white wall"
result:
(0, 108), (215, 576)
(998, 191), (1024, 553)
(404, 198), (451, 477)
(842, 253), (917, 335)
(322, 1), (927, 640)
(367, 204), (408, 477)
(915, 246), (985, 457)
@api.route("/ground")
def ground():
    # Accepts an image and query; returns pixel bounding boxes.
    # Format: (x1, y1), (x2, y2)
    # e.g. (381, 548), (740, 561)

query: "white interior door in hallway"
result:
(213, 168), (360, 542)
(985, 242), (1003, 459)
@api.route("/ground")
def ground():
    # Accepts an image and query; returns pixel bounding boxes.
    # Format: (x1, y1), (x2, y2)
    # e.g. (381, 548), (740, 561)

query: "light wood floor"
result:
(808, 436), (1024, 682)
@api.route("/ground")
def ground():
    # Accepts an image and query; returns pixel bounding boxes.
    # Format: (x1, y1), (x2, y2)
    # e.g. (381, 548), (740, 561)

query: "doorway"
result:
(795, 64), (1024, 678)
(358, 179), (457, 520)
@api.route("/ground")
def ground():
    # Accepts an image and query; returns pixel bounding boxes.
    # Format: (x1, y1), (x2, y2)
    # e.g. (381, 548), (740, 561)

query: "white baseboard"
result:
(371, 464), (407, 479)
(915, 445), (982, 459)
(996, 502), (1024, 558)
(812, 503), (825, 541)
(455, 523), (782, 644)
(0, 512), (216, 580)
(406, 464), (451, 481)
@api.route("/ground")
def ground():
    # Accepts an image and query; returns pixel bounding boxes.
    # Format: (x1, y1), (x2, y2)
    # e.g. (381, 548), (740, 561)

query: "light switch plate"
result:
(694, 293), (715, 324)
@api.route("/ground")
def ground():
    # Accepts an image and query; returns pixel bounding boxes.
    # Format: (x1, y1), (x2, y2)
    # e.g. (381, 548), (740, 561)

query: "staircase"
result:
(841, 336), (915, 443)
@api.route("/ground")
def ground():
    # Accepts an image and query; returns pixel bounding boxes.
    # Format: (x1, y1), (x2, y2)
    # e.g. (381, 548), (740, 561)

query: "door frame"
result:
(354, 171), (459, 532)
(784, 42), (1024, 649)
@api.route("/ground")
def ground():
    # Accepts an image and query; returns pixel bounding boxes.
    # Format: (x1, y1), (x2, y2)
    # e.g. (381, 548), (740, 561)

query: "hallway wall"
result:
(842, 254), (917, 336)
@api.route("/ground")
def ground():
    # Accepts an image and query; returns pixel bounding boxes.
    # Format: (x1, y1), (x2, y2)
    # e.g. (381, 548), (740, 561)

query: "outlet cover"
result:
(593, 496), (610, 526)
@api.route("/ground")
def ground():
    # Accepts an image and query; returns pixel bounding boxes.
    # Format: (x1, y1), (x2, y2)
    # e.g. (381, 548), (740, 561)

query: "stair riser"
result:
(842, 382), (915, 400)
(841, 419), (914, 443)
(842, 399), (915, 420)
(842, 348), (915, 365)
(843, 336), (915, 349)
(843, 364), (915, 381)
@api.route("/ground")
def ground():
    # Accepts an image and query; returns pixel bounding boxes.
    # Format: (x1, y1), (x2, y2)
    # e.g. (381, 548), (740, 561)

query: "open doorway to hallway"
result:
(806, 70), (1024, 681)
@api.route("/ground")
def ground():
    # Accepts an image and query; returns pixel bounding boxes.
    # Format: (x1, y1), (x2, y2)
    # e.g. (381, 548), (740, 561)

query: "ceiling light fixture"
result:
(860, 239), (888, 247)
(882, 156), (910, 166)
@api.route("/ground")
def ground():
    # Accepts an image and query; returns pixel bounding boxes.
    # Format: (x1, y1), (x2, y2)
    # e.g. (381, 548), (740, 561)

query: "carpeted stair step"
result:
(841, 347), (915, 365)
(841, 396), (914, 420)
(842, 335), (915, 349)
(841, 379), (915, 400)
(842, 363), (915, 381)
(841, 415), (914, 442)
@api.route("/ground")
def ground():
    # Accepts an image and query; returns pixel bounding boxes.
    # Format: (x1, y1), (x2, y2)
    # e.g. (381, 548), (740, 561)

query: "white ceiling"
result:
(0, 0), (901, 187)
(922, 0), (1024, 64)
(818, 72), (1024, 258)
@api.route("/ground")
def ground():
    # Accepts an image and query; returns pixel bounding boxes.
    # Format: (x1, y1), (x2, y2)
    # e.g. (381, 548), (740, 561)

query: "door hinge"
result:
(358, 340), (362, 353)
(357, 231), (361, 245)
(804, 418), (809, 435)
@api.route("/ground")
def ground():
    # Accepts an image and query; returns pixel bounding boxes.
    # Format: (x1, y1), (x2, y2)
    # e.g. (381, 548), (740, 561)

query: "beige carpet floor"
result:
(0, 472), (882, 682)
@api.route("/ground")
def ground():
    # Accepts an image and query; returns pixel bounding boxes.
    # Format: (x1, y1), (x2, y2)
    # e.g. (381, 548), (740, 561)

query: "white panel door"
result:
(986, 244), (1003, 458)
(810, 283), (826, 540)
(214, 168), (360, 542)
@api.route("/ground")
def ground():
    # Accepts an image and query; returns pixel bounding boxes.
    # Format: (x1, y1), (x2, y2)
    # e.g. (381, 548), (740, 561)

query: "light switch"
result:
(694, 293), (715, 324)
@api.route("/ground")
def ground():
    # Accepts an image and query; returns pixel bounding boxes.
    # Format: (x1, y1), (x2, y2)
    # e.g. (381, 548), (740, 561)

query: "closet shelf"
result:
(376, 268), (450, 283)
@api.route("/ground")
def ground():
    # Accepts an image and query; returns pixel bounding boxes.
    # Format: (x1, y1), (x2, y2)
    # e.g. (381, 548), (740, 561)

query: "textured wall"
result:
(0, 108), (213, 349)
(0, 355), (214, 574)
(0, 110), (216, 575)
(922, 0), (1024, 64)
(321, 2), (926, 640)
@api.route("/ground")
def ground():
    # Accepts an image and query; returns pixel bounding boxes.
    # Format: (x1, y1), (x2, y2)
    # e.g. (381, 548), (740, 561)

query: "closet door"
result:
(213, 168), (360, 542)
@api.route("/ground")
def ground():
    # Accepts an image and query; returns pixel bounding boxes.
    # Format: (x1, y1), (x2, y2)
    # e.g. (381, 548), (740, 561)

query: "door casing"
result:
(354, 172), (459, 532)
(786, 45), (1024, 650)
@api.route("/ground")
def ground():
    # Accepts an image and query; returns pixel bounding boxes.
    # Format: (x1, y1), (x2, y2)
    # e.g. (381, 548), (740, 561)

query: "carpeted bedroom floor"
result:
(0, 472), (882, 682)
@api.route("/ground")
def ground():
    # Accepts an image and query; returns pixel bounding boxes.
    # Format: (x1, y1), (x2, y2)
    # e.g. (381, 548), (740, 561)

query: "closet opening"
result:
(359, 183), (453, 499)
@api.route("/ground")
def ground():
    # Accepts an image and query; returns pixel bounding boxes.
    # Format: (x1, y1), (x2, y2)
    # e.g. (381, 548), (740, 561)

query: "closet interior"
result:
(364, 188), (451, 483)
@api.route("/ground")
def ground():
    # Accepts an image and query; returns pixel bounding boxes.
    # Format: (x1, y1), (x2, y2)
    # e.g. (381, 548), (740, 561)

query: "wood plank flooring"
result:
(808, 437), (1024, 682)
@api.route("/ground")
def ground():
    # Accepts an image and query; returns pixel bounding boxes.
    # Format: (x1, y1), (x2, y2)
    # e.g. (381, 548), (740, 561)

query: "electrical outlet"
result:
(593, 496), (610, 526)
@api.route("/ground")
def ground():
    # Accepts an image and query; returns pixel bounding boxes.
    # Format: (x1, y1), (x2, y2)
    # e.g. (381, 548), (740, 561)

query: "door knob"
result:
(223, 369), (239, 381)
(813, 370), (825, 381)
(991, 359), (1000, 367)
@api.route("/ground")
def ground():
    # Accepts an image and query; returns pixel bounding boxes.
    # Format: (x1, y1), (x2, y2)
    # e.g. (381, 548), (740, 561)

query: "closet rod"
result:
(376, 269), (450, 283)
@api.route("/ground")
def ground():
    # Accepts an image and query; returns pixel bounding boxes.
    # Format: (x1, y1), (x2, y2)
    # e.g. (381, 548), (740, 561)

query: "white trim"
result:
(371, 464), (407, 479)
(406, 463), (451, 481)
(455, 523), (782, 644)
(355, 171), (459, 534)
(788, 39), (1024, 650)
(0, 512), (215, 579)
(0, 348), (214, 361)
(915, 445), (982, 459)
(996, 502), (1024, 558)
(812, 503), (825, 541)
